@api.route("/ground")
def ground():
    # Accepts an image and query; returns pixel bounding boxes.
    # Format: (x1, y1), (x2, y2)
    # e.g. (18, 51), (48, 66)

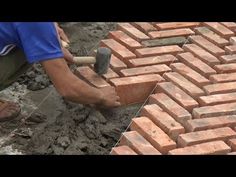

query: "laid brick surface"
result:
(110, 55), (127, 73)
(141, 37), (188, 47)
(228, 138), (236, 151)
(120, 64), (171, 77)
(110, 74), (164, 105)
(203, 22), (235, 39)
(119, 131), (161, 155)
(203, 81), (236, 95)
(110, 145), (137, 155)
(219, 54), (236, 63)
(135, 45), (183, 57)
(127, 54), (178, 67)
(149, 93), (192, 125)
(192, 102), (236, 119)
(183, 44), (220, 67)
(177, 127), (236, 147)
(225, 45), (236, 54)
(141, 104), (185, 141)
(155, 22), (200, 30)
(168, 141), (230, 155)
(148, 28), (194, 39)
(177, 52), (217, 78)
(185, 115), (236, 132)
(130, 117), (176, 154)
(195, 27), (229, 47)
(75, 66), (110, 88)
(163, 72), (205, 99)
(209, 73), (236, 83)
(102, 68), (119, 81)
(170, 62), (210, 87)
(131, 22), (156, 33)
(189, 35), (225, 57)
(230, 37), (236, 45)
(155, 82), (199, 112)
(117, 23), (150, 42)
(221, 22), (236, 30)
(214, 63), (236, 73)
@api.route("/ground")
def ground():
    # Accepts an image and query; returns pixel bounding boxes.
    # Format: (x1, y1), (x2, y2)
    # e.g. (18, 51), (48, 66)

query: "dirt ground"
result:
(0, 22), (141, 155)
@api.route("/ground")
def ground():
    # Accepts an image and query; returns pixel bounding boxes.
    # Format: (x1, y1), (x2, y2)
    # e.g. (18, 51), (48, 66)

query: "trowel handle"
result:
(73, 56), (96, 65)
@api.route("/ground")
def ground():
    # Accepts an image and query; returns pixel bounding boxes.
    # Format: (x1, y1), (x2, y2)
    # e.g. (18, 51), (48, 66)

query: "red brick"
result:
(203, 81), (236, 95)
(192, 102), (236, 119)
(110, 74), (164, 105)
(100, 39), (136, 61)
(148, 28), (195, 39)
(225, 45), (236, 54)
(199, 92), (236, 106)
(141, 104), (185, 141)
(228, 138), (236, 151)
(130, 117), (176, 154)
(127, 54), (178, 67)
(195, 27), (229, 47)
(102, 68), (119, 81)
(135, 45), (183, 58)
(131, 22), (157, 33)
(117, 23), (150, 42)
(209, 73), (236, 83)
(177, 127), (236, 147)
(163, 72), (205, 99)
(119, 131), (161, 155)
(230, 37), (236, 45)
(120, 64), (171, 77)
(189, 35), (225, 57)
(219, 54), (236, 63)
(110, 55), (127, 73)
(155, 22), (200, 30)
(108, 31), (142, 51)
(177, 52), (217, 78)
(149, 93), (192, 125)
(183, 44), (220, 67)
(220, 22), (236, 30)
(75, 66), (110, 88)
(155, 82), (199, 112)
(110, 145), (137, 155)
(203, 22), (235, 39)
(185, 115), (236, 132)
(170, 63), (210, 87)
(168, 141), (230, 155)
(214, 63), (236, 73)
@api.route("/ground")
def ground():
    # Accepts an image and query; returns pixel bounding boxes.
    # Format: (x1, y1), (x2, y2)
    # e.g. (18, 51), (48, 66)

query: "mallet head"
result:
(94, 47), (112, 75)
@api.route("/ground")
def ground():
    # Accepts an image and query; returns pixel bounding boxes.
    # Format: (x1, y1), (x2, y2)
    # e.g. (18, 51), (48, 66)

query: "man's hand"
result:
(55, 22), (70, 43)
(98, 86), (121, 108)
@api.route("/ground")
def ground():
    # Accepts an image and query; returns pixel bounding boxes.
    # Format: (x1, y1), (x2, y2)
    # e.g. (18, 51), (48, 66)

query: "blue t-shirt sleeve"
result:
(15, 22), (64, 63)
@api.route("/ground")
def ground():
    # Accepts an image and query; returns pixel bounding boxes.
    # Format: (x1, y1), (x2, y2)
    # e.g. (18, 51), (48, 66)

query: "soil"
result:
(0, 22), (141, 155)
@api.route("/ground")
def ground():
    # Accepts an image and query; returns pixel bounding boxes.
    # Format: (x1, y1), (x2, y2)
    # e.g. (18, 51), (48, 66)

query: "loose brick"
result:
(141, 104), (185, 141)
(120, 64), (171, 77)
(110, 145), (137, 155)
(225, 45), (236, 54)
(189, 35), (225, 57)
(149, 93), (192, 125)
(183, 44), (220, 67)
(119, 131), (161, 155)
(219, 54), (236, 63)
(177, 52), (217, 78)
(108, 31), (142, 51)
(228, 138), (236, 151)
(117, 23), (150, 42)
(110, 74), (164, 105)
(203, 22), (235, 39)
(148, 28), (195, 39)
(110, 55), (127, 73)
(170, 63), (210, 87)
(127, 54), (178, 67)
(230, 37), (236, 45)
(141, 36), (188, 47)
(220, 22), (236, 30)
(177, 127), (236, 147)
(131, 22), (157, 33)
(168, 141), (230, 155)
(214, 63), (236, 73)
(163, 72), (205, 99)
(135, 45), (183, 58)
(100, 39), (136, 61)
(155, 82), (199, 112)
(192, 102), (236, 119)
(75, 66), (110, 88)
(130, 117), (176, 154)
(185, 115), (236, 132)
(199, 92), (236, 106)
(155, 22), (200, 30)
(203, 81), (236, 95)
(195, 27), (229, 47)
(209, 73), (236, 83)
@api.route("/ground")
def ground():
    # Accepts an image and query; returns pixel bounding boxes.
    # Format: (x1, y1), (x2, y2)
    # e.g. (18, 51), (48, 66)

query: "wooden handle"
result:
(73, 56), (96, 65)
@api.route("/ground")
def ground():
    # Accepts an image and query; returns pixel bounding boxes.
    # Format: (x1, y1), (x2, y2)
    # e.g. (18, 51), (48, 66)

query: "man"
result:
(0, 22), (120, 122)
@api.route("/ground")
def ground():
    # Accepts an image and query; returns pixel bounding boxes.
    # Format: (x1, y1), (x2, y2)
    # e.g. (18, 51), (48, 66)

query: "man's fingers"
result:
(114, 101), (121, 107)
(59, 29), (70, 43)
